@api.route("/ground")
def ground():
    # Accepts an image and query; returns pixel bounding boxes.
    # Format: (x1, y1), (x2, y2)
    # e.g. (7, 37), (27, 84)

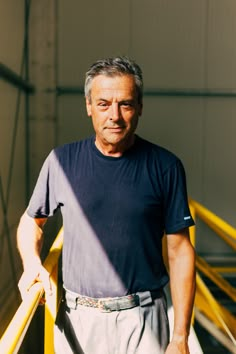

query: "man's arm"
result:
(165, 227), (196, 354)
(17, 211), (52, 300)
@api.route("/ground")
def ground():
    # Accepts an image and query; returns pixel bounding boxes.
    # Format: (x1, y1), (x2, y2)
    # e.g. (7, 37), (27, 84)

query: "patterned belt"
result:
(64, 289), (163, 312)
(80, 294), (139, 312)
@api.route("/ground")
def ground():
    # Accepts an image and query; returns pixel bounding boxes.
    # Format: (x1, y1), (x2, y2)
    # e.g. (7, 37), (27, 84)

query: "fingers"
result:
(18, 264), (52, 302)
(38, 265), (52, 297)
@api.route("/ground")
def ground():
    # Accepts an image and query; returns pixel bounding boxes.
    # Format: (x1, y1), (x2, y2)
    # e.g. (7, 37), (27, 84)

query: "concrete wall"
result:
(0, 0), (26, 334)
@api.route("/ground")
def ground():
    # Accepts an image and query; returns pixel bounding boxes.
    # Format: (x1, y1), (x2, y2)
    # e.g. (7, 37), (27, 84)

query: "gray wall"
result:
(0, 0), (26, 334)
(1, 0), (236, 338)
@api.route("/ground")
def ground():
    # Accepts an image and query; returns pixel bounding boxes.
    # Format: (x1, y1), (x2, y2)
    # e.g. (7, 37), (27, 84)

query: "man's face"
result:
(86, 74), (142, 154)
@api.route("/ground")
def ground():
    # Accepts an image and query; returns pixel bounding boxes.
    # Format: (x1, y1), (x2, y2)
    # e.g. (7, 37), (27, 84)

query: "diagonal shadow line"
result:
(45, 143), (170, 298)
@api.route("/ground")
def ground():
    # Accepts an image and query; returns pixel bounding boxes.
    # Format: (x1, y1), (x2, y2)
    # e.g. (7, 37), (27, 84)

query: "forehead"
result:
(90, 74), (137, 99)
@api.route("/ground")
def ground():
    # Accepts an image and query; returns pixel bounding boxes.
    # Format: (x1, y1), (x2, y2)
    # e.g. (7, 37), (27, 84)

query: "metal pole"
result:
(0, 62), (34, 94)
(55, 86), (236, 98)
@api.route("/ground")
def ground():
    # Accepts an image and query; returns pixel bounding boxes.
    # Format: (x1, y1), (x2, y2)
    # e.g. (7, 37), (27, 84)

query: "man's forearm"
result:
(17, 211), (45, 268)
(169, 241), (196, 339)
(17, 211), (52, 300)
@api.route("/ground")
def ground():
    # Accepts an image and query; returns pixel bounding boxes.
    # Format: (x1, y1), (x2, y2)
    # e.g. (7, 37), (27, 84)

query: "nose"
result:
(109, 103), (120, 121)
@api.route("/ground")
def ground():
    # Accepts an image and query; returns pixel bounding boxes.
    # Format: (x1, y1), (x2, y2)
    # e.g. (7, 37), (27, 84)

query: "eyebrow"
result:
(96, 98), (135, 103)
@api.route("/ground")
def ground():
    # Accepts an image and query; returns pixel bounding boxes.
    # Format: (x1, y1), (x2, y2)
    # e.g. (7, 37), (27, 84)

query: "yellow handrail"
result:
(195, 273), (236, 344)
(189, 199), (236, 347)
(189, 199), (236, 247)
(196, 255), (236, 302)
(0, 283), (44, 354)
(44, 228), (64, 354)
(0, 229), (63, 354)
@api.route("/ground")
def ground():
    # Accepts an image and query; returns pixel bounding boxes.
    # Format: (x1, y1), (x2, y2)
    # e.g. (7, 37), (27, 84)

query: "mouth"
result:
(106, 126), (124, 132)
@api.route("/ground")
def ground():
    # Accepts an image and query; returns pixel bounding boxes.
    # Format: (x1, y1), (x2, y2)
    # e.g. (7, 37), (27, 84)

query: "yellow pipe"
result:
(0, 283), (44, 354)
(206, 224), (236, 251)
(43, 228), (63, 274)
(44, 265), (59, 354)
(195, 273), (236, 343)
(189, 199), (236, 242)
(196, 255), (236, 302)
(0, 229), (63, 354)
(212, 267), (236, 274)
(44, 228), (63, 353)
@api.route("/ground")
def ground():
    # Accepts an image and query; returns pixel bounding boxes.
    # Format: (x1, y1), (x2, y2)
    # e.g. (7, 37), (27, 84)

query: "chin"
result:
(105, 133), (125, 143)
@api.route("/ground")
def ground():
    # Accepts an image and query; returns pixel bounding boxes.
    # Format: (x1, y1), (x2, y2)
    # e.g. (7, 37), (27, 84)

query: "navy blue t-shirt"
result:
(27, 135), (194, 297)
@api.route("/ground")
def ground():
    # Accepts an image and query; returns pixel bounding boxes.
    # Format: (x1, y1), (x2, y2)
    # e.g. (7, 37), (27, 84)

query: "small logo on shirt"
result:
(184, 216), (191, 220)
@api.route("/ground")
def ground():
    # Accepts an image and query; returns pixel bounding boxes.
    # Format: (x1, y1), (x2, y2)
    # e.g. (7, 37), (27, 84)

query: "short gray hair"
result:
(85, 56), (143, 103)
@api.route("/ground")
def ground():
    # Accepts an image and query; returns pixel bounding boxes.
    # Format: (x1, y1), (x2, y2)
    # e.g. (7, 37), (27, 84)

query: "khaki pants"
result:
(54, 291), (169, 354)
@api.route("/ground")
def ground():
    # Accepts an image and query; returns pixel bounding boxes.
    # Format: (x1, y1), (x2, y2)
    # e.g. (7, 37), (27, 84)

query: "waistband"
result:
(64, 288), (164, 312)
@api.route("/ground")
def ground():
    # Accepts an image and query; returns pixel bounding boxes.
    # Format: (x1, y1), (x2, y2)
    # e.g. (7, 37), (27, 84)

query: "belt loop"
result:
(137, 291), (153, 307)
(65, 289), (78, 310)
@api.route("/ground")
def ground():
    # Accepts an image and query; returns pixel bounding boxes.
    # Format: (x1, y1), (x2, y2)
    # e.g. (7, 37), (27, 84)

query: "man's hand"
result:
(18, 262), (52, 303)
(165, 337), (190, 354)
(17, 212), (50, 303)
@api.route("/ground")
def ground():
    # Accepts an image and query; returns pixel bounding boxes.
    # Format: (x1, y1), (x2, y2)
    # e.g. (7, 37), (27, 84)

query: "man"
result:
(17, 56), (196, 354)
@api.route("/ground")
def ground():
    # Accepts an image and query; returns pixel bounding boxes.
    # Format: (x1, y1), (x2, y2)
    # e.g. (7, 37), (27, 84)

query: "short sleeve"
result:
(163, 159), (194, 234)
(27, 150), (59, 218)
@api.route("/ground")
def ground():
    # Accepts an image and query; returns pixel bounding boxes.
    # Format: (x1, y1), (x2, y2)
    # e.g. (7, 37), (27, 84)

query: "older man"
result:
(17, 56), (195, 354)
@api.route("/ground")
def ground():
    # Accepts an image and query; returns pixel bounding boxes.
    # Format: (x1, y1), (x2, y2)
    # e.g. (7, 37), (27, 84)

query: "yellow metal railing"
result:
(189, 199), (236, 349)
(189, 199), (236, 252)
(0, 199), (236, 353)
(0, 229), (63, 354)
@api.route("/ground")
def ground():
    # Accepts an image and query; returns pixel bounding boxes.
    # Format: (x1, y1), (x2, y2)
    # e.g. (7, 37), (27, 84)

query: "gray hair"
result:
(85, 56), (143, 103)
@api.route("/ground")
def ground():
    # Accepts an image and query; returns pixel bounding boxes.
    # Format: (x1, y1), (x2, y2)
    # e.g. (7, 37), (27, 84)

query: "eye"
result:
(97, 101), (109, 110)
(121, 101), (134, 109)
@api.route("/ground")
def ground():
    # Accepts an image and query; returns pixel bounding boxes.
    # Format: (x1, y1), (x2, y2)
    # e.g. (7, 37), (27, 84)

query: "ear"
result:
(85, 97), (92, 116)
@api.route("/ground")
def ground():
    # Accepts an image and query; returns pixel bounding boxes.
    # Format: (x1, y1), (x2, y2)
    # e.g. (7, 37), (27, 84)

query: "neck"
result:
(95, 135), (136, 157)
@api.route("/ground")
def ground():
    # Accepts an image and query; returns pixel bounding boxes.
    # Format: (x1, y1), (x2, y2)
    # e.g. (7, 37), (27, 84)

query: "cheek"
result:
(127, 114), (139, 126)
(92, 116), (105, 131)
